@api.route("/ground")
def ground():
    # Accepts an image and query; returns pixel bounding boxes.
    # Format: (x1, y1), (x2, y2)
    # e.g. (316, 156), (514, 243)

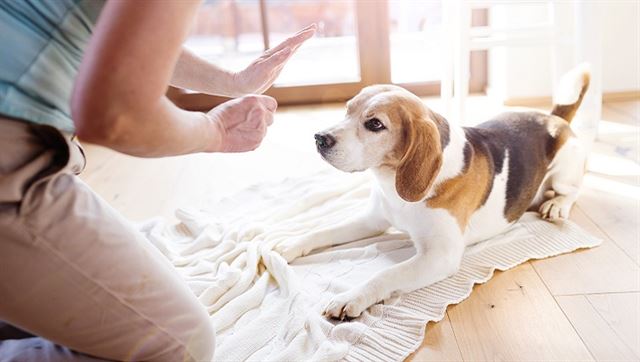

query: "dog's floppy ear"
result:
(395, 114), (443, 202)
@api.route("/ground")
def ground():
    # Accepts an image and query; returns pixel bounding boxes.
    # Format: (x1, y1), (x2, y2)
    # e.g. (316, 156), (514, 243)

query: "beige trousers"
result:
(0, 118), (215, 361)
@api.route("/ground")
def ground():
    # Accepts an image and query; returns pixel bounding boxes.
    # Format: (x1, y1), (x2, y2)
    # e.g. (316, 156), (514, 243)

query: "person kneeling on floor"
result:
(0, 1), (315, 360)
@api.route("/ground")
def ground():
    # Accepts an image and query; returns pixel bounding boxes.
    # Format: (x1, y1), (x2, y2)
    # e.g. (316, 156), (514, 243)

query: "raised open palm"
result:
(230, 24), (317, 96)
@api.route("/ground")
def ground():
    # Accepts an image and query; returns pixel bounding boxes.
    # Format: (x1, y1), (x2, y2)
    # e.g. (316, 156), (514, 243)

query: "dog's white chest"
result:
(371, 171), (448, 235)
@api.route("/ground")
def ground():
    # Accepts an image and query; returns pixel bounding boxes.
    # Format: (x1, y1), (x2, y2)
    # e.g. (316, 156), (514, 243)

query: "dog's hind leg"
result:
(539, 137), (587, 220)
(538, 63), (590, 220)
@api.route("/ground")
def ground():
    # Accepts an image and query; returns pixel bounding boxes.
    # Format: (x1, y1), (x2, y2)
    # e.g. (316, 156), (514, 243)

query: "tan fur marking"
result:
(426, 146), (492, 230)
(551, 72), (590, 123)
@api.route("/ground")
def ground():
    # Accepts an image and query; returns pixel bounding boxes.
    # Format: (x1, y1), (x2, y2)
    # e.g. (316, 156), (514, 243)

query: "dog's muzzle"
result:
(314, 133), (336, 152)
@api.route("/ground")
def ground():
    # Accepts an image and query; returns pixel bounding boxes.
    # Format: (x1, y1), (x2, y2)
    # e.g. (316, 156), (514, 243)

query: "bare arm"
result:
(71, 1), (267, 157)
(170, 25), (316, 98)
(170, 48), (235, 97)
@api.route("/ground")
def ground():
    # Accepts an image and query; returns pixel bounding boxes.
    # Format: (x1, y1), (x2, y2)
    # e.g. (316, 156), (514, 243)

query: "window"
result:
(178, 0), (487, 106)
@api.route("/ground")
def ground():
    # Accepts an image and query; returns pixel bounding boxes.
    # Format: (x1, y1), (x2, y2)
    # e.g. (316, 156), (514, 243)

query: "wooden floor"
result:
(80, 98), (640, 362)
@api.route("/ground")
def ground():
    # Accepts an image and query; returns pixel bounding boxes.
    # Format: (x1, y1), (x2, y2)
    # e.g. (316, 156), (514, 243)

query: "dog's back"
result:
(430, 64), (590, 242)
(463, 112), (565, 223)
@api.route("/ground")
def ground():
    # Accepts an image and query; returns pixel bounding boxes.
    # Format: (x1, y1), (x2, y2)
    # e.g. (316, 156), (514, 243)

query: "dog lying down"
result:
(275, 64), (590, 320)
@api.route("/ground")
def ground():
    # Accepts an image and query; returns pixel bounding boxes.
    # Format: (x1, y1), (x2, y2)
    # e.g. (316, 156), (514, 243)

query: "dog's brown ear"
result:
(395, 115), (443, 202)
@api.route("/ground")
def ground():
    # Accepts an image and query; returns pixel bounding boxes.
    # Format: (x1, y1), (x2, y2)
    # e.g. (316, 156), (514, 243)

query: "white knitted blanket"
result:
(141, 171), (601, 362)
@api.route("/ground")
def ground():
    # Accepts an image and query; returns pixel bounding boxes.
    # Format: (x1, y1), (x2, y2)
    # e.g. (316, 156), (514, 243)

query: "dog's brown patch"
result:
(426, 142), (493, 230)
(551, 71), (590, 123)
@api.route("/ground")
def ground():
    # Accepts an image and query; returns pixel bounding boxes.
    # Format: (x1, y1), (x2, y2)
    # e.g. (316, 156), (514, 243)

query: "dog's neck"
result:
(371, 120), (467, 201)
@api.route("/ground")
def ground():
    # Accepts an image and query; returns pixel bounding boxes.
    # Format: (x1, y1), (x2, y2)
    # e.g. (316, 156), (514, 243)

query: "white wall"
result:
(488, 0), (640, 101)
(600, 0), (640, 92)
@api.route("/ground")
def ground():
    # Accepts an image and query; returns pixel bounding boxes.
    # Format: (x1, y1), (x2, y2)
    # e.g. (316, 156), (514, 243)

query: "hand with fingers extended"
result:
(206, 95), (277, 153)
(230, 24), (317, 96)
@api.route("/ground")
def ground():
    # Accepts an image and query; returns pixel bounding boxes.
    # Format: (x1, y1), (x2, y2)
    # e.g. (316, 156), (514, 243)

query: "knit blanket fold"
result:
(140, 171), (601, 362)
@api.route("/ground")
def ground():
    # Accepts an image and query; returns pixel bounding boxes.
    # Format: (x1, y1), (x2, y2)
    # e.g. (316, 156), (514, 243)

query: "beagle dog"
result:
(277, 65), (590, 320)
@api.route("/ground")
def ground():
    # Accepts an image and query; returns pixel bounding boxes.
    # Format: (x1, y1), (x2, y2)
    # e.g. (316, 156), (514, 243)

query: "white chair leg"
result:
(453, 1), (470, 124)
(441, 0), (454, 118)
(573, 0), (603, 145)
(548, 0), (561, 92)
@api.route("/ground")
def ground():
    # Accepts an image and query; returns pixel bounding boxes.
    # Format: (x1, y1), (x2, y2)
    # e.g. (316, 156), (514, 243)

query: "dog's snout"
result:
(314, 133), (336, 150)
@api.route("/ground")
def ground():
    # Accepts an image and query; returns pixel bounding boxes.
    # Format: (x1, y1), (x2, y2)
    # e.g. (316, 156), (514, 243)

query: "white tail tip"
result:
(553, 62), (591, 106)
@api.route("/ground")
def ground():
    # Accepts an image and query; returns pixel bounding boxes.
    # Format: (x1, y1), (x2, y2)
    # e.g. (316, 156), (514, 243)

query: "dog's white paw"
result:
(274, 240), (311, 262)
(539, 196), (572, 221)
(323, 290), (373, 320)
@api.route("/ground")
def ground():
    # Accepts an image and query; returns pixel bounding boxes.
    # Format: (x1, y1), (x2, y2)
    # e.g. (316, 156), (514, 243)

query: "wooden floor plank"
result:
(577, 181), (640, 266)
(556, 294), (638, 361)
(531, 205), (640, 295)
(578, 105), (640, 265)
(604, 100), (640, 124)
(407, 314), (463, 362)
(591, 106), (639, 165)
(587, 292), (640, 359)
(447, 263), (593, 361)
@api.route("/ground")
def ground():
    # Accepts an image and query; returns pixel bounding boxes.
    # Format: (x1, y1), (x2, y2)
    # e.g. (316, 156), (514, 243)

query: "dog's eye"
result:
(364, 118), (386, 132)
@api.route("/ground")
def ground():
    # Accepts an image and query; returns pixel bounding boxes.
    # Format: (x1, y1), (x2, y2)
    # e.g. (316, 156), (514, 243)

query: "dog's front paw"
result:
(323, 290), (374, 320)
(274, 239), (311, 262)
(539, 196), (572, 221)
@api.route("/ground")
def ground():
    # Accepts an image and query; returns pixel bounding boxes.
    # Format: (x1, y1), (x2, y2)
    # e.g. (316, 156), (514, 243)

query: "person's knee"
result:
(183, 314), (215, 362)
(145, 306), (214, 362)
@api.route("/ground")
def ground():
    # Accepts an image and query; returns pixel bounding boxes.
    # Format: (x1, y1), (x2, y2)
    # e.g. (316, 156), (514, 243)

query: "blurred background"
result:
(180, 0), (638, 111)
(183, 0), (471, 103)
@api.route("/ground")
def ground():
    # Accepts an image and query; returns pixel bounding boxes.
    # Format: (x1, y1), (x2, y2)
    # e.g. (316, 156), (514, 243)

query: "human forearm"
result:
(170, 48), (240, 97)
(166, 86), (231, 110)
(76, 97), (219, 157)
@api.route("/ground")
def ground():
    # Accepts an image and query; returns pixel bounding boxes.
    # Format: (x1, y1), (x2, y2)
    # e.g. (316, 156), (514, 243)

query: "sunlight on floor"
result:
(584, 174), (640, 200)
(588, 151), (640, 177)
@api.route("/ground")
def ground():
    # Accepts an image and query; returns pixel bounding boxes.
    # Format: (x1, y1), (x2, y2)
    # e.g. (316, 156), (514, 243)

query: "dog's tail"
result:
(550, 63), (591, 123)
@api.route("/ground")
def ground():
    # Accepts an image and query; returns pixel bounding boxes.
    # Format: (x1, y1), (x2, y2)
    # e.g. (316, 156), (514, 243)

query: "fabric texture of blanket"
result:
(140, 171), (601, 362)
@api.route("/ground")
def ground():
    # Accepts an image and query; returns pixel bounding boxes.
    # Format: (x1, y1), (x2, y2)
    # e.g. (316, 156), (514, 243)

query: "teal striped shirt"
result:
(0, 0), (105, 132)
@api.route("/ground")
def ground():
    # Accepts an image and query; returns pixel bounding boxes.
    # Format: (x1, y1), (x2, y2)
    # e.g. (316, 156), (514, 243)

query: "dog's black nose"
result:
(314, 133), (336, 150)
